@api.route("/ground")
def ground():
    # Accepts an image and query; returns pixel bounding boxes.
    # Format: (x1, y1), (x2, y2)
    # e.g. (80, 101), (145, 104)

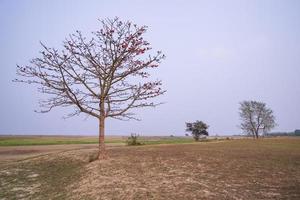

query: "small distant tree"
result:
(186, 121), (209, 141)
(239, 100), (276, 139)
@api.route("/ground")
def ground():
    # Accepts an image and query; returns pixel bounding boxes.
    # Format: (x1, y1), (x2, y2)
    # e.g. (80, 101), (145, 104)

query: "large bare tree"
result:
(239, 100), (276, 139)
(15, 18), (165, 159)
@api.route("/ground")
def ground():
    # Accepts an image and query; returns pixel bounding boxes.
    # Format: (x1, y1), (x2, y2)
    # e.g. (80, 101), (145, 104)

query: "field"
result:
(0, 137), (299, 199)
(0, 135), (195, 146)
(0, 135), (124, 146)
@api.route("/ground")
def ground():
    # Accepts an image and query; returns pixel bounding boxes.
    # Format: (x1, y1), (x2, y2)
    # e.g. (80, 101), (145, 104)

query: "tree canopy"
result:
(186, 120), (209, 141)
(15, 17), (165, 159)
(239, 100), (276, 138)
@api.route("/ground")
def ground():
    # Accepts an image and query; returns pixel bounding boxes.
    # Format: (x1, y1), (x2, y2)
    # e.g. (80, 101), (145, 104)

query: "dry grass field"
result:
(0, 137), (299, 199)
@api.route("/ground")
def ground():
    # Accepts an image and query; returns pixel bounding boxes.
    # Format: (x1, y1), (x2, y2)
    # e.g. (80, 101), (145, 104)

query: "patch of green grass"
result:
(0, 154), (85, 199)
(0, 135), (215, 146)
(0, 136), (125, 146)
(32, 158), (84, 199)
(142, 138), (195, 145)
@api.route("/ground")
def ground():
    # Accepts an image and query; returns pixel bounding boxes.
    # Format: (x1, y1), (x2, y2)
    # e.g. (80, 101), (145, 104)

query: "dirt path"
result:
(0, 143), (124, 163)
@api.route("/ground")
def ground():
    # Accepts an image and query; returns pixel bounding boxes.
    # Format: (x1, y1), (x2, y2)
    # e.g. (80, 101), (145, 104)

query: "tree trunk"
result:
(251, 130), (255, 139)
(98, 98), (108, 159)
(254, 130), (259, 139)
(98, 115), (108, 159)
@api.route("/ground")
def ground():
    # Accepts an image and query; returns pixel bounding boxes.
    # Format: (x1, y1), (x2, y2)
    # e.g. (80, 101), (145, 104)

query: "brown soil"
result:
(0, 138), (299, 200)
(0, 144), (99, 163)
(70, 139), (300, 200)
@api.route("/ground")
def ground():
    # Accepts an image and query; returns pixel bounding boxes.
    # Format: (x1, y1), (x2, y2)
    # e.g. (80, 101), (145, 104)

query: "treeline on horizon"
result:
(232, 130), (300, 137)
(264, 130), (300, 137)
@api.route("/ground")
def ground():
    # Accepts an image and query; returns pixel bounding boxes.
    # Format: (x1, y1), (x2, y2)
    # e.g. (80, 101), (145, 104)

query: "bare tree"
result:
(15, 18), (165, 159)
(239, 100), (276, 139)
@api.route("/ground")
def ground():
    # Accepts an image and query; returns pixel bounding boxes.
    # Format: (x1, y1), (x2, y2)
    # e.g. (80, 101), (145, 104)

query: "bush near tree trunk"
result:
(126, 133), (144, 145)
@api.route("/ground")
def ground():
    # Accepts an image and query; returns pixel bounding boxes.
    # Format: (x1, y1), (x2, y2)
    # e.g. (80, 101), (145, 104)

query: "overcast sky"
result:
(0, 0), (299, 136)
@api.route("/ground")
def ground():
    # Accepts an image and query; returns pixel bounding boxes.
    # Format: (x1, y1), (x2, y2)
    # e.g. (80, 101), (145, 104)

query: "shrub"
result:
(126, 133), (143, 146)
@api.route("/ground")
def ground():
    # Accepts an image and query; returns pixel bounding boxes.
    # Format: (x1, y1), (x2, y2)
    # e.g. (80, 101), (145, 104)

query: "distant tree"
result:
(185, 133), (189, 137)
(14, 18), (165, 159)
(186, 121), (209, 141)
(239, 100), (276, 139)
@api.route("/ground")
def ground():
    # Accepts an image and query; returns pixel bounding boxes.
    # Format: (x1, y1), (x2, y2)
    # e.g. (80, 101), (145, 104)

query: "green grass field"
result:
(0, 135), (114, 146)
(0, 135), (196, 146)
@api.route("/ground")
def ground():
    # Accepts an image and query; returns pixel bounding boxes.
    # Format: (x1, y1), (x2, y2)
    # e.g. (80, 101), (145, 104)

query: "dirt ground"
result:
(0, 143), (123, 163)
(0, 138), (299, 199)
(0, 144), (93, 163)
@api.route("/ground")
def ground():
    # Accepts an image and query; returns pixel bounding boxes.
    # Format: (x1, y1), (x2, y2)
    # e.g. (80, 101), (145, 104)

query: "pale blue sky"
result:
(0, 0), (299, 135)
